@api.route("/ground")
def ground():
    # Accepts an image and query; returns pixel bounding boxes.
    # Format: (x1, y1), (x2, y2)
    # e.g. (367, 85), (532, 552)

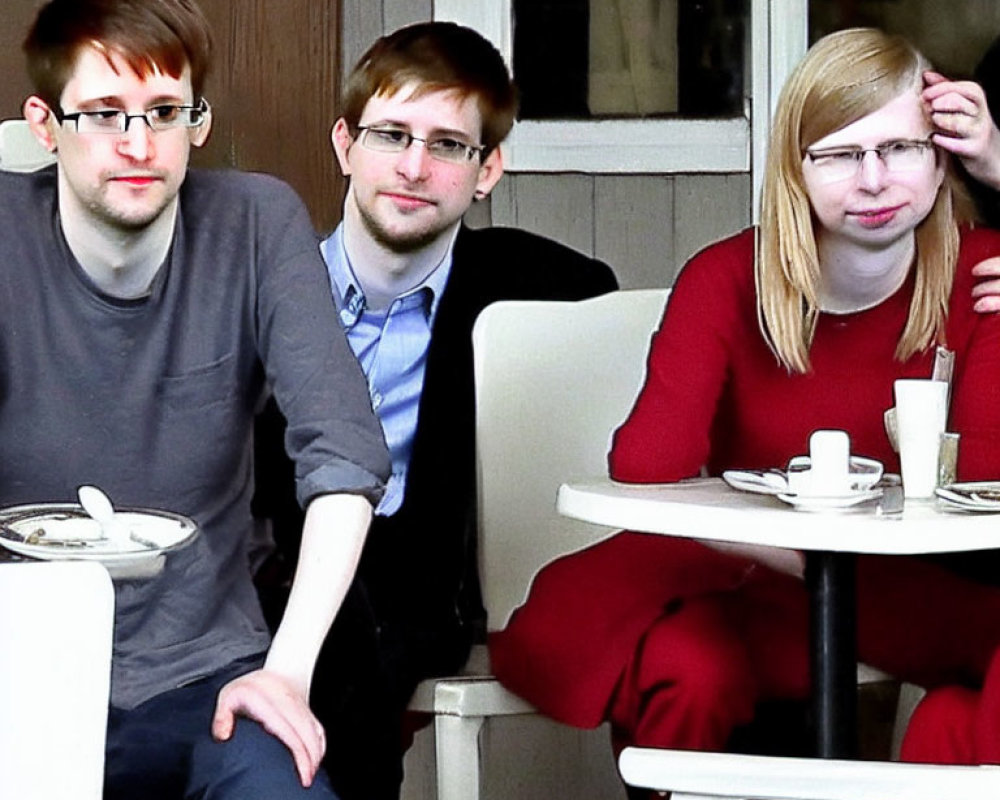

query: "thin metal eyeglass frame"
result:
(55, 99), (210, 134)
(353, 125), (484, 163)
(804, 137), (936, 177)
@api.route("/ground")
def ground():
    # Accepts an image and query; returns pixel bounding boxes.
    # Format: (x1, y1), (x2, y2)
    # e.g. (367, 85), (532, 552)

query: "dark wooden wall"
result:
(0, 1), (37, 121)
(1, 0), (345, 232)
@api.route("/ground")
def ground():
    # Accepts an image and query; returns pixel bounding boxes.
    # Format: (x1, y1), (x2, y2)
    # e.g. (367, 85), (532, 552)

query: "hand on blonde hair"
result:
(923, 71), (1000, 190)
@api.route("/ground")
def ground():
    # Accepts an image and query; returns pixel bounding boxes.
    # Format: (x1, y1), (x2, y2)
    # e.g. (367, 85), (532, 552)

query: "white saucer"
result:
(723, 456), (884, 498)
(786, 454), (884, 492)
(776, 488), (883, 511)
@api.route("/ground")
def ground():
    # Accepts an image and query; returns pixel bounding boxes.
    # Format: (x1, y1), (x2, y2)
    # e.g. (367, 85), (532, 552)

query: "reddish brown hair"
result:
(342, 22), (517, 157)
(24, 0), (213, 108)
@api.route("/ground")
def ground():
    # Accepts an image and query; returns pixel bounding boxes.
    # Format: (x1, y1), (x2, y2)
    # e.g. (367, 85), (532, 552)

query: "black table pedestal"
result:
(806, 550), (858, 758)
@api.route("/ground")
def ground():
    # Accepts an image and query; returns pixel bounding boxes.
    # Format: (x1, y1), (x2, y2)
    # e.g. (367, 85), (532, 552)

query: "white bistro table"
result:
(557, 477), (1000, 758)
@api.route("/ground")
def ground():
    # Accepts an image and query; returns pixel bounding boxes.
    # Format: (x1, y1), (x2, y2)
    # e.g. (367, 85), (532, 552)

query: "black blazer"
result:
(254, 225), (618, 649)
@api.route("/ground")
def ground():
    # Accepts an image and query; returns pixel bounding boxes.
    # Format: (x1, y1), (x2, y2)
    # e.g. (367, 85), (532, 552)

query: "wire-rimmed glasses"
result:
(804, 137), (936, 183)
(354, 125), (484, 164)
(55, 99), (210, 134)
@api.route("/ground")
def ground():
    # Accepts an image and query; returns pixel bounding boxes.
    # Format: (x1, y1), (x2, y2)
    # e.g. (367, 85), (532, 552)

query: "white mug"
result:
(893, 379), (949, 498)
(787, 429), (851, 496)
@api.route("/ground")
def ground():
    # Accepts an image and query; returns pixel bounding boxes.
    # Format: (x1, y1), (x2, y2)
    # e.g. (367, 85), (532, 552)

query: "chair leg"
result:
(891, 682), (927, 760)
(435, 714), (486, 800)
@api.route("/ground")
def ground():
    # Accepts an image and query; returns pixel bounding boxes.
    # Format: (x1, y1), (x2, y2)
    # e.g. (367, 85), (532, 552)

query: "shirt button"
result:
(371, 392), (383, 410)
(339, 308), (356, 326)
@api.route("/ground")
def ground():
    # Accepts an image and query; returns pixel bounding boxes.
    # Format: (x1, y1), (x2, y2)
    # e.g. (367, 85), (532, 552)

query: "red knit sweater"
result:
(612, 226), (1000, 483)
(490, 225), (1000, 728)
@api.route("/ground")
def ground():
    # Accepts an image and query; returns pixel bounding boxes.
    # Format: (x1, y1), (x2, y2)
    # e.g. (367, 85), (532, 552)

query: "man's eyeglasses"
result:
(55, 99), (210, 134)
(804, 138), (936, 183)
(354, 126), (484, 164)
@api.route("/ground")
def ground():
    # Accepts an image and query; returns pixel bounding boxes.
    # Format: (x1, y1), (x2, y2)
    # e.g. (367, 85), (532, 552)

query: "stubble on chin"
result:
(357, 203), (446, 254)
(89, 182), (174, 232)
(90, 204), (162, 231)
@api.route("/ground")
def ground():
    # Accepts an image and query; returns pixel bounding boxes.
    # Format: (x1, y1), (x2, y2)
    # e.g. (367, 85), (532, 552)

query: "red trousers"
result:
(608, 566), (810, 750)
(492, 532), (1000, 758)
(611, 552), (1000, 752)
(901, 646), (1000, 764)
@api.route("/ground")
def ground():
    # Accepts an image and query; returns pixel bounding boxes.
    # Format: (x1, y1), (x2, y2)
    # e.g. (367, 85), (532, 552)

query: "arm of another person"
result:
(948, 235), (1000, 476)
(212, 493), (372, 786)
(923, 72), (1000, 311)
(924, 71), (1000, 189)
(970, 259), (1000, 312)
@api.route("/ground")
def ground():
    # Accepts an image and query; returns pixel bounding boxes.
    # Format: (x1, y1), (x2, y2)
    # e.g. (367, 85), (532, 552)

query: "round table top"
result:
(557, 477), (1000, 555)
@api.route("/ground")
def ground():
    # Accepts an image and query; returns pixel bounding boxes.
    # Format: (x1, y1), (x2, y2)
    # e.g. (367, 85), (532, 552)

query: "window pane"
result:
(513, 0), (749, 120)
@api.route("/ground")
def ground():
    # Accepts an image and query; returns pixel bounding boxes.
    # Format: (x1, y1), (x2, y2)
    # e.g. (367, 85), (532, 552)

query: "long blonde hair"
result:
(757, 28), (961, 373)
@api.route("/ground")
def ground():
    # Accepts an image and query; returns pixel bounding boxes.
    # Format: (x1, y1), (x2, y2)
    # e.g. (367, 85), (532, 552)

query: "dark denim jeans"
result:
(104, 654), (339, 800)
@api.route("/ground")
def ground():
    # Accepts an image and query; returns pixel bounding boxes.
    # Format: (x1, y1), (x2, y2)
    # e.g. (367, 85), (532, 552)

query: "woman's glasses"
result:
(804, 138), (935, 183)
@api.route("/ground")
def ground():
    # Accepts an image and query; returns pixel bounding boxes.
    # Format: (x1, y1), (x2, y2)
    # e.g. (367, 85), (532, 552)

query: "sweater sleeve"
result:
(252, 177), (390, 507)
(609, 229), (756, 483)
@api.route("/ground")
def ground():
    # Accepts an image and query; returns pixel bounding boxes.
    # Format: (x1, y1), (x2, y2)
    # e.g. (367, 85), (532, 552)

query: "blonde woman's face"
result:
(800, 90), (944, 249)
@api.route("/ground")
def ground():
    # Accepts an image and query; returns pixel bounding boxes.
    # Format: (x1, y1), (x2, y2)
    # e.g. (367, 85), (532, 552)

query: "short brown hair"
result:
(342, 22), (518, 157)
(24, 0), (213, 109)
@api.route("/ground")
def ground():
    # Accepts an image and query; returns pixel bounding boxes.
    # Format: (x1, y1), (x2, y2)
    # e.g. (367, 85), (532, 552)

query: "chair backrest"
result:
(619, 747), (1000, 800)
(473, 288), (669, 631)
(0, 119), (57, 172)
(0, 561), (114, 800)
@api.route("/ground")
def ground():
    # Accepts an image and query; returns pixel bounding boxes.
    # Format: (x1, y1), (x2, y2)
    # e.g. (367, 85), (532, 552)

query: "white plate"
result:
(776, 488), (883, 511)
(0, 503), (198, 565)
(935, 482), (1000, 512)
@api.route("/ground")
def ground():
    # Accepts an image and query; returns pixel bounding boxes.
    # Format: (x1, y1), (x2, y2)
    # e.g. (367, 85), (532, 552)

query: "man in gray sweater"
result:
(7, 1), (390, 798)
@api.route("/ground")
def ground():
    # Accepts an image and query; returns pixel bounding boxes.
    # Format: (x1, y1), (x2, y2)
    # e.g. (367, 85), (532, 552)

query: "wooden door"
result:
(196, 0), (345, 231)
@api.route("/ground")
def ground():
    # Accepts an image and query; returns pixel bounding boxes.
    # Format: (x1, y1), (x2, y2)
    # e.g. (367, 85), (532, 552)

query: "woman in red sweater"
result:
(490, 28), (1000, 766)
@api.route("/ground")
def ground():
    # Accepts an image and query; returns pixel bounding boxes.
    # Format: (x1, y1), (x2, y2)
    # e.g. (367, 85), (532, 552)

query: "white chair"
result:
(618, 746), (1000, 800)
(404, 289), (670, 800)
(0, 119), (56, 172)
(400, 288), (903, 799)
(0, 561), (115, 800)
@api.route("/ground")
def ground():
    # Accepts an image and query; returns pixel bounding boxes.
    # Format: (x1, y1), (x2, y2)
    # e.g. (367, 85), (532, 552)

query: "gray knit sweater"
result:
(0, 166), (389, 708)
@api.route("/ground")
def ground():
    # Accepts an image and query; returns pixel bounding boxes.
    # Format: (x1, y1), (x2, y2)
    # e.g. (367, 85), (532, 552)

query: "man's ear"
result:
(473, 145), (505, 201)
(331, 118), (354, 177)
(188, 101), (213, 148)
(23, 96), (58, 153)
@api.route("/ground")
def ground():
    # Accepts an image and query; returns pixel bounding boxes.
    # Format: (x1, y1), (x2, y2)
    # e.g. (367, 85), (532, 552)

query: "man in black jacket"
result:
(254, 21), (617, 799)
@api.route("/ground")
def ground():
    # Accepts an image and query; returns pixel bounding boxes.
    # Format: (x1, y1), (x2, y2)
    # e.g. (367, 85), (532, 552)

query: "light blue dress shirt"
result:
(321, 225), (453, 516)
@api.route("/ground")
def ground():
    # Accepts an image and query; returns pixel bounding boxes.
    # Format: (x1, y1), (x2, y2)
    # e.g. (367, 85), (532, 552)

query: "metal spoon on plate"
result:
(76, 485), (158, 547)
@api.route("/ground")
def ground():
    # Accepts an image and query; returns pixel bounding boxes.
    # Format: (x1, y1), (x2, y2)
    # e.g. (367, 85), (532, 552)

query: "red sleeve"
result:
(609, 229), (756, 483)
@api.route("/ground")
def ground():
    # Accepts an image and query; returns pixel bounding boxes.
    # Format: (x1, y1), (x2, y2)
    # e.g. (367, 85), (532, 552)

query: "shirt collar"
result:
(322, 224), (456, 328)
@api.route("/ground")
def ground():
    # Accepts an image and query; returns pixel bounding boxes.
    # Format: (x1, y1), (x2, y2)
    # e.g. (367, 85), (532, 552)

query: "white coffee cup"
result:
(893, 379), (949, 498)
(786, 429), (851, 496)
